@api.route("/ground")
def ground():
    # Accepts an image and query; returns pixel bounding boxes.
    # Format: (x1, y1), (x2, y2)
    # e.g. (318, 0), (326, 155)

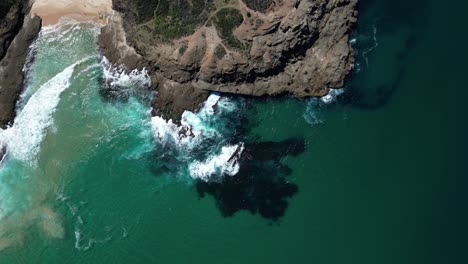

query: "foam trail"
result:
(303, 98), (324, 126)
(303, 88), (345, 126)
(0, 63), (76, 163)
(362, 24), (379, 66)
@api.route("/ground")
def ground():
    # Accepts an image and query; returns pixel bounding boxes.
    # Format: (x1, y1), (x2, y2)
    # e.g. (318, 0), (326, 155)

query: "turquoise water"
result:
(1, 0), (468, 263)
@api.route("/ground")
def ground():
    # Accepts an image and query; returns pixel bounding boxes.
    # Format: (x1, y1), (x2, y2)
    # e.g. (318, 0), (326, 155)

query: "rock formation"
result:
(0, 0), (41, 128)
(99, 0), (358, 120)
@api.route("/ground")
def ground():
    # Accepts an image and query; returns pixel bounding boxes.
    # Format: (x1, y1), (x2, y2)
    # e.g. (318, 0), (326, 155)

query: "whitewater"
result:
(0, 16), (337, 253)
(0, 19), (249, 251)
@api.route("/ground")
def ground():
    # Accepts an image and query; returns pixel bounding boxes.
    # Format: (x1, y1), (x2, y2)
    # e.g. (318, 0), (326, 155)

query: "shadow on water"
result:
(357, 0), (428, 34)
(342, 0), (427, 110)
(100, 1), (434, 222)
(195, 137), (304, 221)
(146, 97), (304, 221)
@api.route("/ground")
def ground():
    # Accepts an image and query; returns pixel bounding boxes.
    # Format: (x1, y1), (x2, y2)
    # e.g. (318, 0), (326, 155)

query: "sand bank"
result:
(31, 0), (113, 26)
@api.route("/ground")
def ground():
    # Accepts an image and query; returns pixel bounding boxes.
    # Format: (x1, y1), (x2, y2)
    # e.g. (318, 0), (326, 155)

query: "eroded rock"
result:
(100, 0), (358, 119)
(0, 1), (42, 128)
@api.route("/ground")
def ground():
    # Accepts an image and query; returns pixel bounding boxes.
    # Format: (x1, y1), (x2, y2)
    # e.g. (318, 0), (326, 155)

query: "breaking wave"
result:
(101, 57), (150, 90)
(151, 94), (244, 181)
(303, 88), (345, 126)
(100, 57), (152, 102)
(0, 63), (77, 163)
(0, 20), (102, 251)
(189, 143), (244, 182)
(320, 88), (345, 104)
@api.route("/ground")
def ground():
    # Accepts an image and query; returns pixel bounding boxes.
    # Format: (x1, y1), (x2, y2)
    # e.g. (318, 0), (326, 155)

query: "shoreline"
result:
(31, 0), (112, 26)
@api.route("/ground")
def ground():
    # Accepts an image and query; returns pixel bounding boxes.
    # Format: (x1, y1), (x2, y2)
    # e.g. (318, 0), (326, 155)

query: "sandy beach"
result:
(31, 0), (113, 25)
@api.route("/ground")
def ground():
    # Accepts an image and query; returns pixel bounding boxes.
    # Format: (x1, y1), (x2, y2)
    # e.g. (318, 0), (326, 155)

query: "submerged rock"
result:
(99, 0), (358, 120)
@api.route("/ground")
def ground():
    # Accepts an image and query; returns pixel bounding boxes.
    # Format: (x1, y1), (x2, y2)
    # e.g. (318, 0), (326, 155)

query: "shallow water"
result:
(0, 0), (467, 263)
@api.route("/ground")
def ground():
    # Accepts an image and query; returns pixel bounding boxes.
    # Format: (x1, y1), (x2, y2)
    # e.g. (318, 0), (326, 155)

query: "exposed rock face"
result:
(100, 0), (358, 120)
(0, 1), (42, 128)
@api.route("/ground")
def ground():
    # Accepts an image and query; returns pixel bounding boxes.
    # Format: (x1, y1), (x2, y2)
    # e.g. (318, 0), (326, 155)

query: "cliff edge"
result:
(99, 0), (358, 120)
(0, 0), (41, 128)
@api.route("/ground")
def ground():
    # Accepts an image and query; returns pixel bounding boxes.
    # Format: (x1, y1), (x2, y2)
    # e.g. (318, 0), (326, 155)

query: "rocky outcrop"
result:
(100, 0), (358, 120)
(0, 1), (42, 128)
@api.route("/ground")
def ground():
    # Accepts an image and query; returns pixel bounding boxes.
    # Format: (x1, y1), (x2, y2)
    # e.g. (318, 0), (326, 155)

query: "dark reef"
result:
(196, 138), (304, 221)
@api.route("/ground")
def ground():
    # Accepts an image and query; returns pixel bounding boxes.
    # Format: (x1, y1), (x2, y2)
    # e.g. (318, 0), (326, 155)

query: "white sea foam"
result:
(203, 93), (222, 115)
(0, 63), (76, 163)
(151, 94), (234, 148)
(303, 99), (324, 126)
(151, 109), (218, 149)
(320, 88), (345, 104)
(151, 94), (243, 181)
(304, 88), (345, 126)
(101, 57), (151, 90)
(189, 144), (244, 182)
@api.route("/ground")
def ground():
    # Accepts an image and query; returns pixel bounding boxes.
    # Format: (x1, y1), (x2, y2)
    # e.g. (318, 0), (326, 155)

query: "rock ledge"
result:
(99, 0), (358, 119)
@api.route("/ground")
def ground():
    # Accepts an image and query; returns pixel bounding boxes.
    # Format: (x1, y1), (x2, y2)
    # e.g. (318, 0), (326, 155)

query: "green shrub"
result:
(179, 43), (188, 55)
(212, 8), (243, 39)
(211, 8), (245, 49)
(214, 45), (227, 59)
(139, 0), (216, 41)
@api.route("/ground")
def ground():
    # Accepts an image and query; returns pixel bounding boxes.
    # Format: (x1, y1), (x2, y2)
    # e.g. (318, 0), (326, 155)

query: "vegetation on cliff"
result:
(244, 0), (276, 12)
(124, 0), (245, 47)
(102, 0), (358, 120)
(212, 8), (244, 49)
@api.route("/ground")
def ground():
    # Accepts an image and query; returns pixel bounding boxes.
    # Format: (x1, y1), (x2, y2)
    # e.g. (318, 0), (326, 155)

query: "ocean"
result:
(0, 0), (467, 263)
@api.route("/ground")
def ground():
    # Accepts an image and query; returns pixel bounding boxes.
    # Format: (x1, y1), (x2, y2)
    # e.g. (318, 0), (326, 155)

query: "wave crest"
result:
(0, 63), (77, 163)
(151, 94), (244, 181)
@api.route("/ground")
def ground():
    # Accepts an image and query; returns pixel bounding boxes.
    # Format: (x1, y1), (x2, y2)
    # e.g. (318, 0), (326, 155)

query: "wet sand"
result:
(31, 0), (112, 25)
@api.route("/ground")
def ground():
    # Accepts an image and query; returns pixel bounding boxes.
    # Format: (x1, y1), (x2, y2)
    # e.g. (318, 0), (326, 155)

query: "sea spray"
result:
(97, 57), (155, 160)
(189, 143), (245, 182)
(0, 63), (76, 163)
(151, 94), (245, 181)
(101, 54), (244, 182)
(320, 88), (345, 104)
(152, 94), (237, 146)
(100, 57), (152, 104)
(303, 88), (345, 126)
(101, 57), (151, 90)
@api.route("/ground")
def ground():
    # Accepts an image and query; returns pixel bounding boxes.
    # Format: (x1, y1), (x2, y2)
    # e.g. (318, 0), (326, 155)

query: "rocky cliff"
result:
(0, 0), (41, 128)
(99, 0), (358, 120)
